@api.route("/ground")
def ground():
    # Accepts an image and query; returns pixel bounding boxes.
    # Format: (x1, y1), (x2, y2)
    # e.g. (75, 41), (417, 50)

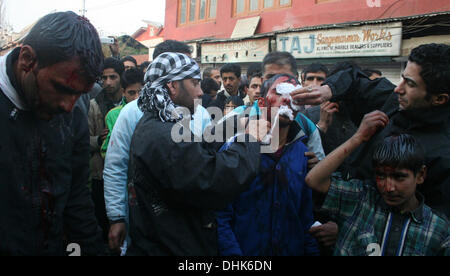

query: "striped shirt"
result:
(322, 175), (450, 256)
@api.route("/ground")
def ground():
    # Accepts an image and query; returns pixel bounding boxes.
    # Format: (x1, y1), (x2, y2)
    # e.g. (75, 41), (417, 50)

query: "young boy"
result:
(306, 111), (449, 256)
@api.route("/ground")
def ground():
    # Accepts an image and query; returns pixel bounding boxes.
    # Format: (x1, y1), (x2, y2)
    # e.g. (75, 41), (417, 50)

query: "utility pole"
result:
(80, 0), (87, 17)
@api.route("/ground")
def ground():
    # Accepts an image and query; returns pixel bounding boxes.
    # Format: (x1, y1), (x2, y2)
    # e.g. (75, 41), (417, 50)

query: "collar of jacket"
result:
(379, 192), (425, 224)
(394, 104), (450, 130)
(285, 119), (307, 146)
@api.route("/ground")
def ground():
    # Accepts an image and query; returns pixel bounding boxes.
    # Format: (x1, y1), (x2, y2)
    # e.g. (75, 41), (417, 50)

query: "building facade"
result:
(132, 20), (165, 60)
(163, 0), (450, 84)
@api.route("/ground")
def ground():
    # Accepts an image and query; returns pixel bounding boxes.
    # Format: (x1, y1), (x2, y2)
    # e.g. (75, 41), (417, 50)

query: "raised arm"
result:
(291, 66), (396, 124)
(305, 111), (389, 194)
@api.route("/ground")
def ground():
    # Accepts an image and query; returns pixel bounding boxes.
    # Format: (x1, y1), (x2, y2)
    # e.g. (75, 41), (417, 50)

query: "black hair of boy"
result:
(121, 55), (138, 67)
(121, 68), (144, 89)
(372, 134), (425, 175)
(103, 57), (125, 77)
(224, 95), (245, 108)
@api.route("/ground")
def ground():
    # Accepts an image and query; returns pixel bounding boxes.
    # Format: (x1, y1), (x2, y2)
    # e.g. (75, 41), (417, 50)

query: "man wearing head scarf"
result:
(126, 52), (269, 256)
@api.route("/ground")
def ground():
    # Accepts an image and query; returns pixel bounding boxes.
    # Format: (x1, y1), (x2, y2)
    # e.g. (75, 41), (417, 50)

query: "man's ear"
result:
(416, 165), (427, 186)
(18, 45), (38, 72)
(167, 81), (178, 99)
(431, 93), (449, 107)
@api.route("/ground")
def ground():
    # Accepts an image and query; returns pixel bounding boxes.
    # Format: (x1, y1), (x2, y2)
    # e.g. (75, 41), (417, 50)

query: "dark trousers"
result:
(91, 179), (110, 243)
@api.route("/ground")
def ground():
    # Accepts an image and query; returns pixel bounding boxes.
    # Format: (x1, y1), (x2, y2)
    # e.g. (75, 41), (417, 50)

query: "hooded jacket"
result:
(0, 48), (103, 256)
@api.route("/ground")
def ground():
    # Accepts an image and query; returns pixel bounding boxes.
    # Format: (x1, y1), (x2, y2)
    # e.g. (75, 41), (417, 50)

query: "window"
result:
(264, 0), (274, 8)
(180, 0), (187, 24)
(250, 0), (259, 11)
(233, 0), (291, 17)
(200, 0), (206, 19)
(178, 0), (217, 26)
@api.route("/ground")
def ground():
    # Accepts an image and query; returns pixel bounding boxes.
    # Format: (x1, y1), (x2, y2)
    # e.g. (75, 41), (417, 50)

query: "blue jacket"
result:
(216, 121), (320, 256)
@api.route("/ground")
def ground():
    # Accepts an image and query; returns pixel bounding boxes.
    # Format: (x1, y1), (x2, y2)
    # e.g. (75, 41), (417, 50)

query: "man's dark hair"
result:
(203, 67), (220, 80)
(372, 134), (425, 175)
(262, 51), (298, 77)
(249, 71), (262, 81)
(153, 40), (192, 59)
(121, 55), (138, 67)
(303, 63), (329, 78)
(23, 11), (103, 83)
(220, 63), (241, 78)
(103, 57), (125, 77)
(362, 68), (382, 77)
(408, 43), (450, 99)
(247, 63), (262, 79)
(201, 78), (220, 95)
(121, 68), (144, 89)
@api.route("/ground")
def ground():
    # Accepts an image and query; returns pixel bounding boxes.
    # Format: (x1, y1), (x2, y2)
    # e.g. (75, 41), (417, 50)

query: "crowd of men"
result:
(0, 11), (448, 256)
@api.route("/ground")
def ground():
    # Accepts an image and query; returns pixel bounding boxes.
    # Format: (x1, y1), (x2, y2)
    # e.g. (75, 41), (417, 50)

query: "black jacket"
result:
(127, 113), (261, 256)
(324, 67), (450, 218)
(304, 105), (357, 160)
(0, 48), (103, 256)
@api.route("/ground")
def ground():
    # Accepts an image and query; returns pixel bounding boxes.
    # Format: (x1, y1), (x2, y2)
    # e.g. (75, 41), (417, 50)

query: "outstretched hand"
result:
(291, 85), (333, 106)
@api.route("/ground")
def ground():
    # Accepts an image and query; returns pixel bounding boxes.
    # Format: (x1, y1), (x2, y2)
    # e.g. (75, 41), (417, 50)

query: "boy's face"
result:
(124, 82), (142, 103)
(375, 166), (425, 211)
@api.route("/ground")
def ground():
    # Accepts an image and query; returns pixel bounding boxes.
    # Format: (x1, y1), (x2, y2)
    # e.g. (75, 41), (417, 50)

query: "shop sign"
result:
(277, 22), (402, 58)
(201, 37), (270, 63)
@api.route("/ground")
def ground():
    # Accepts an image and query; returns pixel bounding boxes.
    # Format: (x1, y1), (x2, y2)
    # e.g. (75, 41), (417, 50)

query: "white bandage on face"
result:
(276, 82), (303, 112)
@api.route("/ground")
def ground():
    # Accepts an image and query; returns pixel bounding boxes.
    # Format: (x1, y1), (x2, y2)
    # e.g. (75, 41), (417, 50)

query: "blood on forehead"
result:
(66, 71), (79, 88)
(66, 70), (93, 93)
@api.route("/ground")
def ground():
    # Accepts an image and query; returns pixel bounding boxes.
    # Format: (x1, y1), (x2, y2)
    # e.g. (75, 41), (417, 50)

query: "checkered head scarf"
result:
(138, 52), (201, 122)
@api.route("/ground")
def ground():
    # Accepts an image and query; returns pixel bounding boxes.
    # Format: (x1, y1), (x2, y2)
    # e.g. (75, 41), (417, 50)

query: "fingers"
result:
(108, 233), (119, 251)
(363, 111), (389, 128)
(291, 85), (332, 106)
(108, 223), (126, 252)
(309, 222), (339, 247)
(305, 152), (319, 169)
(321, 102), (339, 113)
